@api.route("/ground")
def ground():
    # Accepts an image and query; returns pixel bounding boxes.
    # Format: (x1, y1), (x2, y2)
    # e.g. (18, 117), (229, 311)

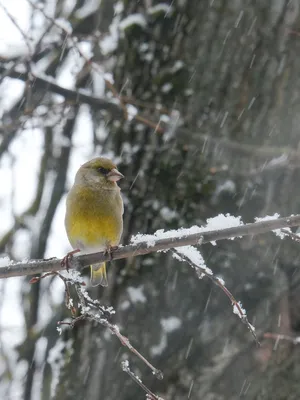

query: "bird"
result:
(64, 157), (124, 286)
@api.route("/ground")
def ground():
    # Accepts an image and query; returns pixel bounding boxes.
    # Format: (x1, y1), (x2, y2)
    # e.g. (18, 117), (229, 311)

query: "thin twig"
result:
(173, 249), (258, 343)
(264, 332), (300, 345)
(122, 361), (164, 400)
(100, 319), (163, 379)
(50, 273), (162, 378)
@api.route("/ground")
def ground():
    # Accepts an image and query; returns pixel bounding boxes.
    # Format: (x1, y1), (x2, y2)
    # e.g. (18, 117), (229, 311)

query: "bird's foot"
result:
(61, 249), (80, 271)
(104, 245), (118, 261)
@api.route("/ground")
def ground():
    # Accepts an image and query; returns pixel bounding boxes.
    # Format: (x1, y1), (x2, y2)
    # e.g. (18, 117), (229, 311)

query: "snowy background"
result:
(1, 1), (300, 399)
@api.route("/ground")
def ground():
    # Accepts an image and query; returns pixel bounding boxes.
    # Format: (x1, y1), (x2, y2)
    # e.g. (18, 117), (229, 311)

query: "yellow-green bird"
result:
(64, 157), (124, 286)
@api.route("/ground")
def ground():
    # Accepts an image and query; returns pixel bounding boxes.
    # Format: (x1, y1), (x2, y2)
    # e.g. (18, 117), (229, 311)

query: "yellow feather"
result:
(65, 185), (123, 248)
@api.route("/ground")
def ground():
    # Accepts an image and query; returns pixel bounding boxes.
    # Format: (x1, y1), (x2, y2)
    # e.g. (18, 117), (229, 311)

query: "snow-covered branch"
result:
(1, 213), (300, 279)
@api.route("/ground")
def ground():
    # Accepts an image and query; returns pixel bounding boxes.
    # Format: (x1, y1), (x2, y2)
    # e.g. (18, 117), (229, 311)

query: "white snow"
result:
(100, 30), (118, 54)
(171, 60), (184, 72)
(216, 276), (225, 286)
(147, 3), (172, 15)
(0, 256), (10, 268)
(56, 327), (62, 335)
(62, 268), (85, 284)
(255, 213), (289, 239)
(75, 0), (100, 19)
(150, 332), (167, 356)
(255, 213), (280, 222)
(104, 72), (114, 84)
(62, 0), (77, 16)
(131, 213), (244, 247)
(174, 245), (206, 267)
(119, 14), (147, 31)
(233, 301), (246, 317)
(121, 359), (129, 371)
(206, 213), (243, 231)
(55, 18), (73, 34)
(150, 317), (181, 356)
(0, 0), (31, 56)
(214, 180), (236, 196)
(119, 300), (130, 311)
(160, 207), (178, 222)
(127, 286), (146, 304)
(126, 104), (138, 121)
(267, 154), (288, 167)
(0, 78), (25, 117)
(161, 83), (173, 93)
(47, 339), (73, 397)
(161, 317), (181, 332)
(55, 43), (90, 89)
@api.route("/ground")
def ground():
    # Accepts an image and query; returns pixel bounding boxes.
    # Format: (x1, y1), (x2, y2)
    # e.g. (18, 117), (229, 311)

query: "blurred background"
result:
(1, 0), (300, 399)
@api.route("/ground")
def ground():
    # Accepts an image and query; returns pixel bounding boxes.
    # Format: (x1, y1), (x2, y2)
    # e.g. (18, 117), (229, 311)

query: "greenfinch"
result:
(64, 157), (124, 286)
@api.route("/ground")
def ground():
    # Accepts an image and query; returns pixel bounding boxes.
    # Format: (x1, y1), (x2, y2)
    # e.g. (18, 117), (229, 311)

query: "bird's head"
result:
(75, 157), (124, 188)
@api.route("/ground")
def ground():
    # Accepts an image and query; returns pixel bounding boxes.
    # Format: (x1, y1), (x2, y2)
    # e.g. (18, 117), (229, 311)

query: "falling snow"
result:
(119, 14), (147, 31)
(127, 286), (147, 304)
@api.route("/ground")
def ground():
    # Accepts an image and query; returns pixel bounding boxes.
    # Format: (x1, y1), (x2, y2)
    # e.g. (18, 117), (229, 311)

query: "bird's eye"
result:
(98, 167), (110, 175)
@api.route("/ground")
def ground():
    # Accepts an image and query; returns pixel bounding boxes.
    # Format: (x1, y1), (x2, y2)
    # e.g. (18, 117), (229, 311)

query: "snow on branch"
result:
(1, 213), (300, 279)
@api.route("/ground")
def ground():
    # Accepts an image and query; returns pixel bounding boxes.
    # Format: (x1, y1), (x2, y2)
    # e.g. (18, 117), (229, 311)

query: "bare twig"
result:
(264, 332), (300, 345)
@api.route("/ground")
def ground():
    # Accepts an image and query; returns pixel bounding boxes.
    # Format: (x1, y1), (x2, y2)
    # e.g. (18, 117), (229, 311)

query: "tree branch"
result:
(1, 63), (300, 163)
(1, 214), (300, 279)
(0, 64), (123, 117)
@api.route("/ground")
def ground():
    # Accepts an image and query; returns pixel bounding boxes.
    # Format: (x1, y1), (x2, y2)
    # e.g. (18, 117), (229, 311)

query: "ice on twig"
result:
(62, 269), (85, 284)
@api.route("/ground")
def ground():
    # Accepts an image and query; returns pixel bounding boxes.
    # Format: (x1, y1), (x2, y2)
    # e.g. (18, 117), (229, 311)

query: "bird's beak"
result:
(107, 168), (124, 182)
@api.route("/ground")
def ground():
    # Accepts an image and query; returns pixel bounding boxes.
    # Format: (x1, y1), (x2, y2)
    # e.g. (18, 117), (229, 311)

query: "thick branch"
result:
(0, 64), (123, 117)
(1, 214), (300, 279)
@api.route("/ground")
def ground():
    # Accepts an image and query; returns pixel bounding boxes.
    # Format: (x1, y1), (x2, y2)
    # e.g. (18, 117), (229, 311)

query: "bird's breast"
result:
(65, 185), (123, 251)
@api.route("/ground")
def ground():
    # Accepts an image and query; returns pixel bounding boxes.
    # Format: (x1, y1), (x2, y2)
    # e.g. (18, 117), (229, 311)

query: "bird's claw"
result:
(61, 249), (80, 271)
(104, 245), (118, 261)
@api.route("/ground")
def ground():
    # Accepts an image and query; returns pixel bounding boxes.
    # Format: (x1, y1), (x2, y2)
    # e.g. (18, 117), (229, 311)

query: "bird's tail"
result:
(90, 263), (108, 287)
